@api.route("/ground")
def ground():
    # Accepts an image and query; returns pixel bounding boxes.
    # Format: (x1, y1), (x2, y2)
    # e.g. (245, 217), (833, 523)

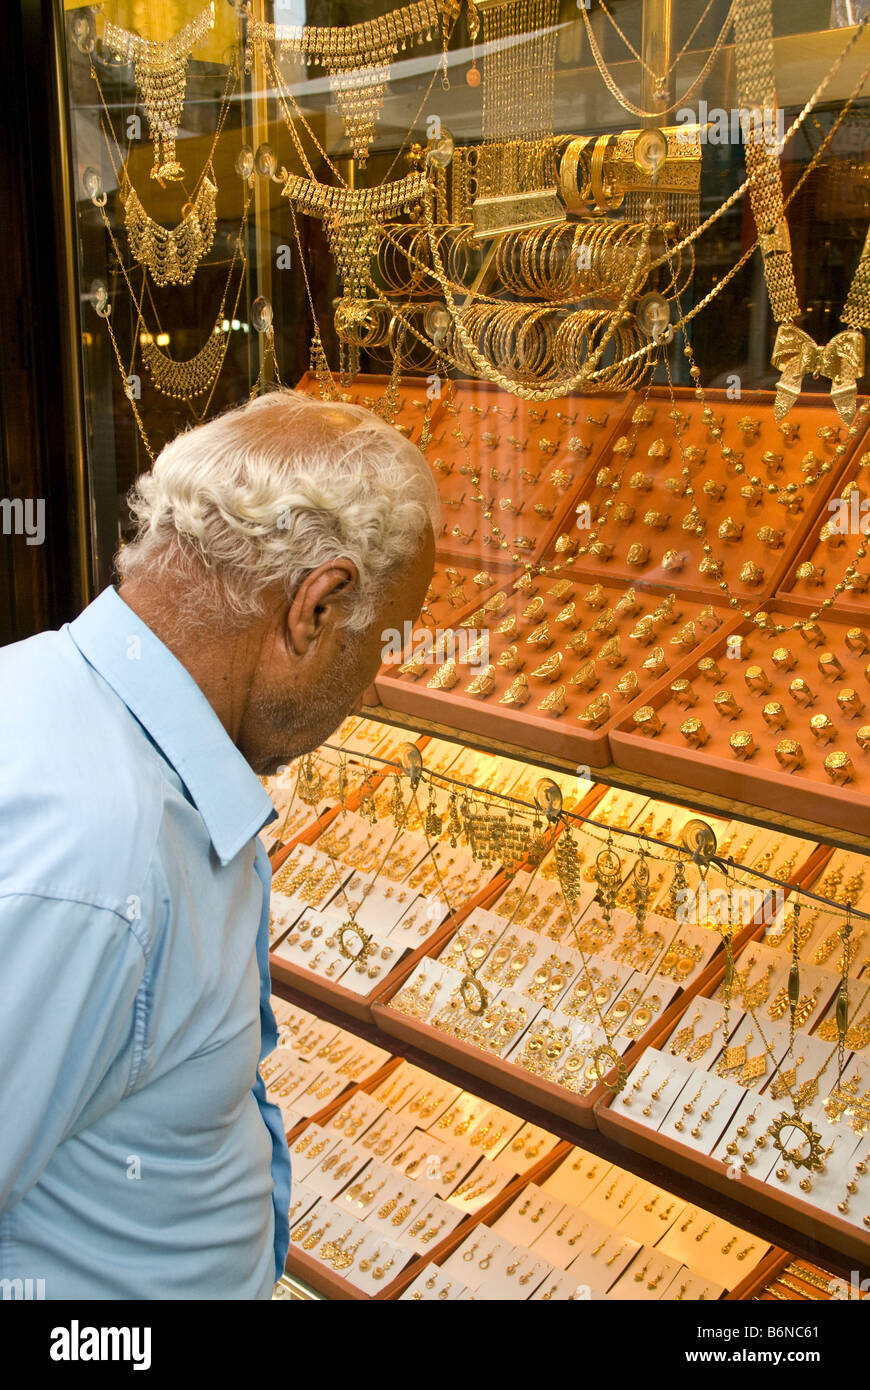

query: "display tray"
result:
(370, 916), (728, 1131)
(418, 558), (519, 633)
(401, 1135), (785, 1301)
(282, 1055), (568, 1301)
(609, 599), (870, 836)
(425, 379), (631, 567)
(269, 876), (509, 1023)
(375, 565), (732, 767)
(776, 439), (870, 617)
(594, 959), (870, 1267)
(538, 388), (862, 605)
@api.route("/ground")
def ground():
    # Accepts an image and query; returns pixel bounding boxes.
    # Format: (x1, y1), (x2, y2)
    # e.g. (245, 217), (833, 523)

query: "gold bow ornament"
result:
(771, 324), (865, 425)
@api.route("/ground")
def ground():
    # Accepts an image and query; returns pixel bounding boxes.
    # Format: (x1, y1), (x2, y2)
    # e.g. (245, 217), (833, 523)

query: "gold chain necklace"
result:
(139, 228), (248, 408)
(734, 0), (870, 425)
(91, 59), (237, 288)
(121, 172), (217, 288)
(247, 2), (456, 166)
(582, 0), (737, 119)
(579, 45), (870, 398)
(102, 1), (216, 182)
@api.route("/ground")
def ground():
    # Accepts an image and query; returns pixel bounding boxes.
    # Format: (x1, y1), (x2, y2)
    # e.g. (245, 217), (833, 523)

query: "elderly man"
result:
(0, 389), (437, 1299)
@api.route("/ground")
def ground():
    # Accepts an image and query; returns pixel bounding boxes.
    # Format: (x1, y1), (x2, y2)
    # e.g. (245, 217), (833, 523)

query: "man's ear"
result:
(286, 559), (359, 655)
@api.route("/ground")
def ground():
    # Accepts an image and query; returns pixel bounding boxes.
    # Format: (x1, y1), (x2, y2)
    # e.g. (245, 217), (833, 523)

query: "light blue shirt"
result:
(0, 587), (290, 1299)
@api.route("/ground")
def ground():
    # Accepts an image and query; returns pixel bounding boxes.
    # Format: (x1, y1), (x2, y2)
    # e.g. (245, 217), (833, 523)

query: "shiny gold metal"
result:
(669, 678), (697, 708)
(762, 701), (788, 731)
(775, 739), (805, 771)
(499, 675), (530, 707)
(744, 665), (771, 694)
(713, 690), (742, 720)
(837, 688), (864, 718)
(697, 657), (724, 682)
(845, 628), (870, 655)
(569, 659), (599, 692)
(757, 526), (785, 549)
(632, 705), (662, 737)
(788, 678), (815, 707)
(771, 647), (797, 671)
(739, 561), (765, 586)
(531, 652), (563, 683)
(818, 652), (845, 680)
(497, 645), (524, 672)
(800, 621), (826, 648)
(680, 717), (709, 747)
(729, 730), (756, 760)
(538, 684), (568, 715)
(809, 713), (836, 744)
(824, 751), (854, 785)
(466, 665), (496, 697)
(795, 562), (826, 586)
(614, 670), (640, 700)
(577, 692), (612, 729)
(642, 646), (668, 677)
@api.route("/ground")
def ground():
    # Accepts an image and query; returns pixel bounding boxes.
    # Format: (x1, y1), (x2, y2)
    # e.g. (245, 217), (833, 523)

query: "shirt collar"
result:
(68, 587), (276, 866)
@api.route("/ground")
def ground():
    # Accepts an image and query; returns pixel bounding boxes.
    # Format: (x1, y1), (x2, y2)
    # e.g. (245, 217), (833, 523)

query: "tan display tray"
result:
(267, 725), (416, 872)
(270, 875), (511, 1023)
(425, 379), (633, 568)
(776, 440), (870, 618)
(369, 807), (827, 1130)
(593, 953), (870, 1266)
(419, 558), (519, 633)
(375, 567), (733, 767)
(539, 387), (862, 605)
(610, 598), (870, 835)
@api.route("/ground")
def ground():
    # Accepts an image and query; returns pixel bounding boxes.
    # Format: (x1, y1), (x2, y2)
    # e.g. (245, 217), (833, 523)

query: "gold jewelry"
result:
(102, 3), (216, 181)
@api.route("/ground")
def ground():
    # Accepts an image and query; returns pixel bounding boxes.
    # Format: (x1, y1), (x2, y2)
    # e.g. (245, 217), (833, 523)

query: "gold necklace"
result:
(734, 0), (870, 425)
(121, 171), (217, 288)
(247, 2), (456, 166)
(102, 1), (216, 182)
(472, 0), (565, 236)
(91, 59), (237, 288)
(583, 0), (737, 118)
(139, 235), (247, 408)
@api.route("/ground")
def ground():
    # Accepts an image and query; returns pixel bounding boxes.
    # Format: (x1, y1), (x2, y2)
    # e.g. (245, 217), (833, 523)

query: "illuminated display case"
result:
(47, 0), (870, 1299)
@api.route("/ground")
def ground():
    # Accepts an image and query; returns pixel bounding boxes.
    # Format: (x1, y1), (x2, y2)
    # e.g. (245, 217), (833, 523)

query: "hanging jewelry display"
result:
(90, 56), (238, 290)
(471, 0), (564, 235)
(102, 1), (216, 182)
(735, 0), (867, 423)
(139, 213), (248, 400)
(280, 170), (432, 380)
(247, 2), (458, 166)
(121, 171), (218, 287)
(631, 845), (651, 934)
(787, 902), (801, 1051)
(593, 831), (622, 927)
(581, 0), (737, 119)
(554, 825), (583, 905)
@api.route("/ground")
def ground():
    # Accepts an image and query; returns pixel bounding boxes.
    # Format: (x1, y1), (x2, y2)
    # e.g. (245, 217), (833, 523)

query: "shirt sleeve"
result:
(0, 891), (146, 1213)
(252, 842), (291, 1282)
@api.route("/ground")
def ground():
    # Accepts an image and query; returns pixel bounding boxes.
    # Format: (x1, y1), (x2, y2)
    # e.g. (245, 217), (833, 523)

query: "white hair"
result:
(116, 388), (440, 632)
